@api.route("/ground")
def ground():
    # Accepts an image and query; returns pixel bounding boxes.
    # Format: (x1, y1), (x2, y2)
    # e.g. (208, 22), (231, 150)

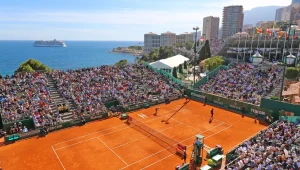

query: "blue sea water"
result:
(0, 41), (142, 76)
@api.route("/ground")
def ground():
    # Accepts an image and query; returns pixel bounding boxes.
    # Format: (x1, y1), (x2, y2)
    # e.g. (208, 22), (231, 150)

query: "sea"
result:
(0, 41), (142, 76)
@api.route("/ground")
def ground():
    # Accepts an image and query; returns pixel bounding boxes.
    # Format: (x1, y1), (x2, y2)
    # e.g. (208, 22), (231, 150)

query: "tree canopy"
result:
(285, 67), (300, 79)
(198, 40), (211, 63)
(140, 46), (175, 63)
(15, 59), (51, 74)
(185, 41), (194, 51)
(172, 67), (178, 78)
(204, 56), (224, 71)
(115, 59), (128, 66)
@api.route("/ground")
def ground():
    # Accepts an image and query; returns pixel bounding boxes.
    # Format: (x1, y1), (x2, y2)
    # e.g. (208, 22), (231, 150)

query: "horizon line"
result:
(0, 40), (143, 42)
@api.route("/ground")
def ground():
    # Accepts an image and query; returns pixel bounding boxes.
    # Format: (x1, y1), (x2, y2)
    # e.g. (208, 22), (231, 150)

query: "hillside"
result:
(244, 6), (284, 25)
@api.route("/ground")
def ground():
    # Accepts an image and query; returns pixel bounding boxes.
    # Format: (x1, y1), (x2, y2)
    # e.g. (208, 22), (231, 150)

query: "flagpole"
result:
(263, 29), (267, 57)
(281, 32), (287, 61)
(237, 34), (241, 61)
(275, 31), (280, 60)
(243, 35), (247, 61)
(269, 28), (273, 61)
(256, 28), (261, 53)
(290, 28), (294, 54)
(250, 27), (255, 55)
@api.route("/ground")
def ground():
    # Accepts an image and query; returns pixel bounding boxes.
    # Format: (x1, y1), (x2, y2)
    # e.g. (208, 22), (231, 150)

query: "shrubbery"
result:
(285, 67), (300, 79)
(15, 59), (51, 74)
(204, 56), (224, 71)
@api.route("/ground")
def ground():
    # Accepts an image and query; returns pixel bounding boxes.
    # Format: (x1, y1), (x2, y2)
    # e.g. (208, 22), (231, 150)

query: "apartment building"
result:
(176, 32), (193, 44)
(202, 16), (220, 40)
(144, 31), (194, 53)
(222, 5), (244, 39)
(160, 31), (176, 47)
(144, 32), (161, 53)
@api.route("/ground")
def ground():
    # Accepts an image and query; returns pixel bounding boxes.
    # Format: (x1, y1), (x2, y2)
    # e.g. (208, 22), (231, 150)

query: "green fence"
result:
(260, 98), (300, 120)
(104, 100), (120, 109)
(143, 62), (185, 87)
(123, 96), (180, 113)
(186, 89), (274, 123)
(194, 63), (234, 88)
(279, 116), (300, 123)
(3, 118), (35, 134)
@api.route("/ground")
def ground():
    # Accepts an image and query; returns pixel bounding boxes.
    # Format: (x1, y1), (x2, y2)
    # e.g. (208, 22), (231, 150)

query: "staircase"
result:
(47, 75), (77, 122)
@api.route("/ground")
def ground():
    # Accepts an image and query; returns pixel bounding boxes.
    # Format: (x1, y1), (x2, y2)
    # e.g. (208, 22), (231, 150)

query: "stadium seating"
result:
(225, 121), (300, 169)
(198, 63), (282, 105)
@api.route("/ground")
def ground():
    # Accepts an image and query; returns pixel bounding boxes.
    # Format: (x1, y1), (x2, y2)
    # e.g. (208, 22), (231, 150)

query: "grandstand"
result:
(1, 61), (300, 170)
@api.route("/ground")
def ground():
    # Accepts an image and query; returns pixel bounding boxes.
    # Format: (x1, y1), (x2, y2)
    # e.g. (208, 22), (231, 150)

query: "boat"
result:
(33, 39), (67, 47)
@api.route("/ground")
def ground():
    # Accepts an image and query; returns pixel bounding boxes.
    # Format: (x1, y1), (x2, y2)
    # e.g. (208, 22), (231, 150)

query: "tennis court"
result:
(0, 99), (267, 170)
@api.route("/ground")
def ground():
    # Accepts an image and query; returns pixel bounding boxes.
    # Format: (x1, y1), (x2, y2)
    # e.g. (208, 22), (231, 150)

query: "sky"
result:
(0, 0), (291, 41)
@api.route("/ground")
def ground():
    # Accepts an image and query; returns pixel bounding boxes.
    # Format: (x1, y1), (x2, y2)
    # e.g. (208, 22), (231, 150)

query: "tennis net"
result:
(127, 116), (185, 157)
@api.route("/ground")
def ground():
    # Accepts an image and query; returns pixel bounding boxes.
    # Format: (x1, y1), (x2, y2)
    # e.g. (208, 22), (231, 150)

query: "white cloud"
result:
(0, 0), (292, 40)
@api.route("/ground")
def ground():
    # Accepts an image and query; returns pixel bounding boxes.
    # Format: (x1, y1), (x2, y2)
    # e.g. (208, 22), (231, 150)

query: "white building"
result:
(150, 54), (189, 73)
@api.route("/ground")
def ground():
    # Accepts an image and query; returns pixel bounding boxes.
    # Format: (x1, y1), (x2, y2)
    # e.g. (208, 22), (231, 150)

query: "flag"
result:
(256, 27), (262, 34)
(266, 28), (272, 36)
(278, 31), (282, 38)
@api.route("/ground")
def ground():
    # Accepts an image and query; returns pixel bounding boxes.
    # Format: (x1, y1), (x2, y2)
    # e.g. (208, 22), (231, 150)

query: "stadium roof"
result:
(150, 54), (189, 69)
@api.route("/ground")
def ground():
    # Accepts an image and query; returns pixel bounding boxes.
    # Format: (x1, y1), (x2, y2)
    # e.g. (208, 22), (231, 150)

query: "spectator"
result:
(226, 121), (300, 170)
(199, 63), (282, 105)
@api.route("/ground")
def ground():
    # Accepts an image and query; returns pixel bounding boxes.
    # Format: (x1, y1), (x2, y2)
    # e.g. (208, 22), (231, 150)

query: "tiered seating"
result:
(50, 64), (182, 117)
(0, 72), (61, 133)
(225, 121), (300, 170)
(209, 39), (225, 56)
(198, 63), (282, 105)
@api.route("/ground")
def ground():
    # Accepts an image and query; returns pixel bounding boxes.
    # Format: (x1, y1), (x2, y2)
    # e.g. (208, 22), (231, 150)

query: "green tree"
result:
(205, 40), (211, 58)
(15, 59), (51, 74)
(115, 59), (128, 66)
(179, 64), (183, 74)
(172, 67), (177, 78)
(185, 41), (194, 51)
(285, 67), (299, 79)
(183, 61), (187, 69)
(204, 56), (224, 71)
(198, 40), (211, 63)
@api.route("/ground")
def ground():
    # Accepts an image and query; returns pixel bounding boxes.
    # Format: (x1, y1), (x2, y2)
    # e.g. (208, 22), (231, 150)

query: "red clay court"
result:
(0, 99), (266, 170)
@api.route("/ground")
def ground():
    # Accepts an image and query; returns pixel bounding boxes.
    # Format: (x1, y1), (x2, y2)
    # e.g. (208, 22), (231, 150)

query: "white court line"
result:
(183, 108), (231, 126)
(52, 108), (183, 147)
(140, 154), (173, 170)
(52, 146), (66, 170)
(54, 111), (188, 151)
(119, 122), (225, 170)
(97, 137), (128, 166)
(112, 123), (183, 150)
(139, 124), (233, 170)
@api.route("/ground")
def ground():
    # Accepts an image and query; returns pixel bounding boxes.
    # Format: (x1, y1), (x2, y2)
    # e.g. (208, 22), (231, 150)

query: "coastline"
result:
(111, 46), (144, 56)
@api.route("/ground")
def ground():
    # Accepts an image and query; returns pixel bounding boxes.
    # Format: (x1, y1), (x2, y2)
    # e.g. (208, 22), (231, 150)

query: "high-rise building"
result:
(176, 32), (193, 44)
(202, 16), (220, 40)
(222, 5), (244, 39)
(275, 0), (300, 22)
(160, 31), (176, 47)
(275, 7), (285, 21)
(144, 32), (160, 53)
(290, 4), (300, 21)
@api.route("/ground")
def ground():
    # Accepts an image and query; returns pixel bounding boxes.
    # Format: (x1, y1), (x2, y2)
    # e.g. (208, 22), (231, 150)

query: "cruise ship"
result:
(33, 39), (67, 47)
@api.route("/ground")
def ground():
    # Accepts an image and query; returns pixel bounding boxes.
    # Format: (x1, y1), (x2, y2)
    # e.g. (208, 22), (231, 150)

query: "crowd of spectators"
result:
(226, 121), (300, 170)
(0, 72), (62, 133)
(209, 39), (225, 56)
(50, 64), (182, 117)
(199, 63), (282, 105)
